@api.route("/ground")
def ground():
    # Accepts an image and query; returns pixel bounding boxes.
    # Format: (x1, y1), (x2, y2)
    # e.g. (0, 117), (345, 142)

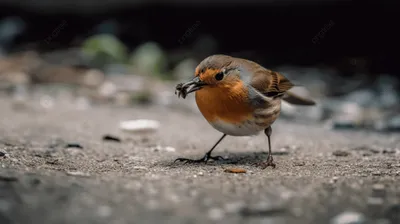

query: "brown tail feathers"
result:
(282, 91), (316, 106)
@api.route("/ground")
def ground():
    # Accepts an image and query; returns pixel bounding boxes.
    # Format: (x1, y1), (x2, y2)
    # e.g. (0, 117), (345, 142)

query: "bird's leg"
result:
(255, 126), (276, 169)
(174, 134), (227, 164)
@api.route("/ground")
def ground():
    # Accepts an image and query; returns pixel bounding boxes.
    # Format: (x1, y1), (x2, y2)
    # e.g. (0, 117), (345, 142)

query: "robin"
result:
(174, 54), (315, 168)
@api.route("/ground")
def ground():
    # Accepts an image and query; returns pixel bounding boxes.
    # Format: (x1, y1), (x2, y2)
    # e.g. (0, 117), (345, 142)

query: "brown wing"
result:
(232, 57), (315, 106)
(237, 58), (294, 97)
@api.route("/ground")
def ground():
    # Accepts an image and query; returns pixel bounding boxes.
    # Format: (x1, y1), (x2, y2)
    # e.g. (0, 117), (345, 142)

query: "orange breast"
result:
(195, 81), (253, 124)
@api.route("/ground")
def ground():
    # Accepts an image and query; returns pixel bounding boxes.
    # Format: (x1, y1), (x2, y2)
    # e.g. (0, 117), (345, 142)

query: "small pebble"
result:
(333, 150), (350, 157)
(65, 143), (83, 149)
(330, 211), (367, 224)
(224, 168), (247, 173)
(152, 145), (176, 152)
(102, 135), (121, 142)
(198, 171), (204, 176)
(66, 171), (90, 177)
(164, 146), (176, 152)
(372, 171), (382, 176)
(119, 119), (160, 134)
(0, 151), (5, 157)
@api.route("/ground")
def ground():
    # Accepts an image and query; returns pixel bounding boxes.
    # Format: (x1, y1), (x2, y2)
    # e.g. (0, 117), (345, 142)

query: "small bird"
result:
(174, 54), (315, 168)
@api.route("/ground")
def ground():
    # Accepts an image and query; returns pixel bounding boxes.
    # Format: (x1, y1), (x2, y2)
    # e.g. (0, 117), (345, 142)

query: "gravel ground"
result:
(0, 96), (399, 224)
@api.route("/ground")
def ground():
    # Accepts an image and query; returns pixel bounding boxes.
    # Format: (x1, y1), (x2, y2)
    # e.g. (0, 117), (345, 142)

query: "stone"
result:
(66, 171), (90, 177)
(119, 119), (160, 134)
(332, 150), (350, 157)
(330, 211), (367, 224)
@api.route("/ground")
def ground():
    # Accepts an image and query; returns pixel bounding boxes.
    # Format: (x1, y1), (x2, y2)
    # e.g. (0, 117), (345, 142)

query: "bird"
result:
(174, 54), (315, 168)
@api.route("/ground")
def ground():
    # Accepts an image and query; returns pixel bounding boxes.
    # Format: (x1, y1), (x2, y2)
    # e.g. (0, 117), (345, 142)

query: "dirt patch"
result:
(0, 97), (399, 224)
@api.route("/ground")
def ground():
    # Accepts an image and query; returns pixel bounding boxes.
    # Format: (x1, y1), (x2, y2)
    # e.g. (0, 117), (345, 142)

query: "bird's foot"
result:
(254, 154), (276, 169)
(174, 153), (225, 164)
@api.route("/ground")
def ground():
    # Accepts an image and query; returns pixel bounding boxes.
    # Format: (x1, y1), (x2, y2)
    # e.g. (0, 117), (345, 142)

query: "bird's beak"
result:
(175, 76), (207, 99)
(182, 76), (207, 94)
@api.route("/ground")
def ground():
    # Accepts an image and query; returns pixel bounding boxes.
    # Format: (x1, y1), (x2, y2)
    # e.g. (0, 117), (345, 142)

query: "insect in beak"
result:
(175, 76), (207, 99)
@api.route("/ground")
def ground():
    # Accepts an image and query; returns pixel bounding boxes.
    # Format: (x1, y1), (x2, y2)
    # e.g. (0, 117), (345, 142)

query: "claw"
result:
(254, 155), (276, 169)
(174, 155), (226, 165)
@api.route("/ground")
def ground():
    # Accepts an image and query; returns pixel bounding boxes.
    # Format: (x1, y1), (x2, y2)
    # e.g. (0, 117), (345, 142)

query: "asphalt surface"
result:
(0, 96), (399, 224)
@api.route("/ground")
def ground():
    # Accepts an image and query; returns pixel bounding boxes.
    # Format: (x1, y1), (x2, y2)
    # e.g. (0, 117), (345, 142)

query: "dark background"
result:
(0, 0), (399, 77)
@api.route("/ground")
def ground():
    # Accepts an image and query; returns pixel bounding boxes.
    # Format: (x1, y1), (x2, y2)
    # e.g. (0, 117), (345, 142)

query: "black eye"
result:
(215, 72), (224, 81)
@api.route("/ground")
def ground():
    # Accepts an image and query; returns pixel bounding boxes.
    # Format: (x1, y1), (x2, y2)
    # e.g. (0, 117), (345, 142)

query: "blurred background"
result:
(0, 0), (399, 132)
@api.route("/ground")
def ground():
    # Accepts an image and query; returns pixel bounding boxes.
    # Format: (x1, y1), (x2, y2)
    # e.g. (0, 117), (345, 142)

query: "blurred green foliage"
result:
(81, 34), (128, 68)
(129, 42), (169, 80)
(81, 35), (173, 80)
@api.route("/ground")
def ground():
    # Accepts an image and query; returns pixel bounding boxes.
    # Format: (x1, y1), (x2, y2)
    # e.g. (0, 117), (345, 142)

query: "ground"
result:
(0, 96), (399, 224)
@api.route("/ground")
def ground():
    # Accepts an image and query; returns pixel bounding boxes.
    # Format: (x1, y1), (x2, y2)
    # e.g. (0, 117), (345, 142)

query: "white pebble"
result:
(119, 119), (160, 134)
(164, 146), (176, 152)
(66, 171), (90, 177)
(331, 211), (366, 224)
(152, 145), (176, 152)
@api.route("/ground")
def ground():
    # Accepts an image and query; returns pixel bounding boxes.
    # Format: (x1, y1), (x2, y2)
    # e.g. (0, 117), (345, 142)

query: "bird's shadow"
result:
(162, 151), (289, 168)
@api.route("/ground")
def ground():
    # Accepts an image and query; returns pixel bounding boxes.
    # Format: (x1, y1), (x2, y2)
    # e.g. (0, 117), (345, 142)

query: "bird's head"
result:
(175, 55), (242, 98)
